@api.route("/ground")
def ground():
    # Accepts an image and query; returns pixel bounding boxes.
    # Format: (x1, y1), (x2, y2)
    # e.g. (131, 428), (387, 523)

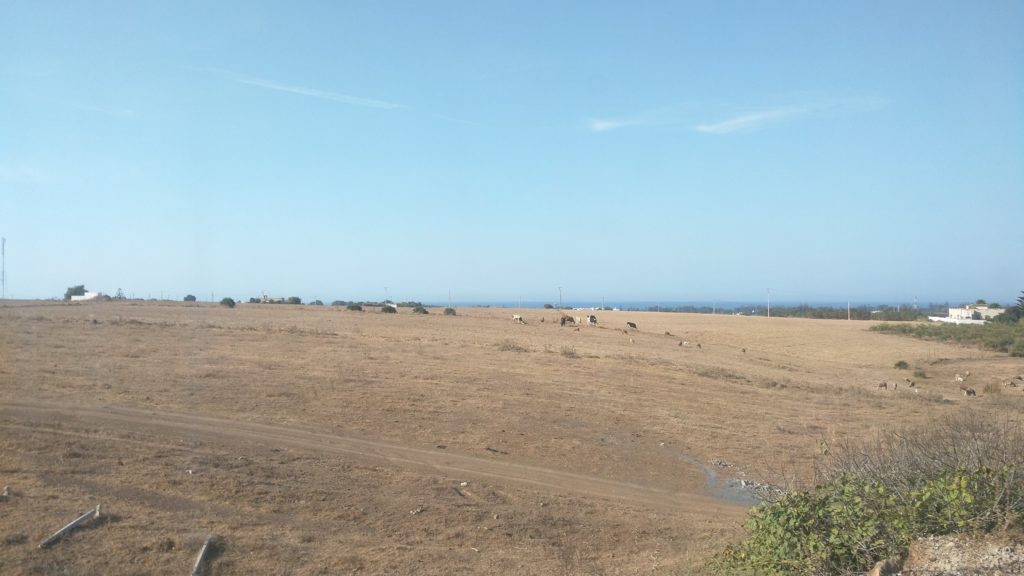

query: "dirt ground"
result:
(2, 300), (1022, 575)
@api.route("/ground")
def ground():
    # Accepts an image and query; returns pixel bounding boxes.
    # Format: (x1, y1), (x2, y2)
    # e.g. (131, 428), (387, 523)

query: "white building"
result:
(929, 304), (1004, 324)
(70, 292), (100, 302)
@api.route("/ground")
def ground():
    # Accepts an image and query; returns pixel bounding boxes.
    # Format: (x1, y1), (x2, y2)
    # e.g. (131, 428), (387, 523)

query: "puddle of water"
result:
(677, 453), (761, 506)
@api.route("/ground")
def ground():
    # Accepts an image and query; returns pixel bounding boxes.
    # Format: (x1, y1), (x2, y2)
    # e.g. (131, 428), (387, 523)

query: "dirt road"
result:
(1, 400), (742, 516)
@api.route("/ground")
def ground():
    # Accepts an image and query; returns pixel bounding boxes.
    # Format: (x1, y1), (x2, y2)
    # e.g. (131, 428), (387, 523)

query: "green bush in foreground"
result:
(220, 297), (235, 308)
(412, 306), (428, 314)
(712, 414), (1024, 575)
(444, 307), (456, 316)
(346, 304), (363, 312)
(381, 305), (397, 314)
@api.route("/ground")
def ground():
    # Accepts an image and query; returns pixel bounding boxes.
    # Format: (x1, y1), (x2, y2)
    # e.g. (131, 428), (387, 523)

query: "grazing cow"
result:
(560, 316), (576, 327)
(512, 314), (524, 324)
(587, 315), (597, 326)
(574, 316), (582, 325)
(961, 386), (976, 397)
(626, 322), (638, 330)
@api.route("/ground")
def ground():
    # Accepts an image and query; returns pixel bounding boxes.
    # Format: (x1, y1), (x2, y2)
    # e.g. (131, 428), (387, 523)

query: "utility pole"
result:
(767, 288), (771, 319)
(448, 289), (452, 309)
(848, 301), (851, 321)
(1, 236), (5, 300)
(384, 286), (389, 305)
(558, 286), (562, 309)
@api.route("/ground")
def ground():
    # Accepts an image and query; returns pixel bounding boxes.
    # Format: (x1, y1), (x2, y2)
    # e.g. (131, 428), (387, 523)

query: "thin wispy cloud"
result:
(695, 107), (802, 135)
(588, 117), (645, 133)
(68, 101), (136, 118)
(588, 94), (885, 136)
(205, 67), (403, 110)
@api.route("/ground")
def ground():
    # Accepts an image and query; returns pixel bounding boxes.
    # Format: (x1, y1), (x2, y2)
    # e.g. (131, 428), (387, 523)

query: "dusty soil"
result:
(2, 301), (1022, 575)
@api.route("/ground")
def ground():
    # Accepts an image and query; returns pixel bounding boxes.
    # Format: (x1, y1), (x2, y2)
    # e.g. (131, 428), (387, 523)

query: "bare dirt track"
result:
(2, 300), (1023, 575)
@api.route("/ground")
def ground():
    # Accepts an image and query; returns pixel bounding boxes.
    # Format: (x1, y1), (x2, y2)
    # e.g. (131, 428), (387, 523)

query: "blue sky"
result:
(2, 1), (1022, 305)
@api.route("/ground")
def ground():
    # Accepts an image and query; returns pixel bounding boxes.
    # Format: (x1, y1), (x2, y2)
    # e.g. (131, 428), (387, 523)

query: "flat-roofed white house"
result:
(929, 304), (1004, 324)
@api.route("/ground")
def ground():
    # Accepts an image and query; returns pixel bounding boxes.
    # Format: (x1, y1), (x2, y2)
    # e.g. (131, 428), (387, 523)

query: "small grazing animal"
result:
(626, 321), (638, 330)
(961, 386), (976, 397)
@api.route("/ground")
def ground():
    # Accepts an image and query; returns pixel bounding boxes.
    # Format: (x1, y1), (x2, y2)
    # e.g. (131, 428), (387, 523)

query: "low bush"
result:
(220, 297), (236, 308)
(346, 304), (363, 312)
(913, 368), (928, 379)
(309, 300), (323, 306)
(381, 305), (397, 314)
(560, 345), (578, 358)
(287, 296), (302, 305)
(543, 303), (555, 309)
(412, 306), (428, 314)
(444, 307), (456, 316)
(184, 294), (197, 302)
(712, 413), (1024, 575)
(894, 360), (909, 369)
(872, 321), (1024, 357)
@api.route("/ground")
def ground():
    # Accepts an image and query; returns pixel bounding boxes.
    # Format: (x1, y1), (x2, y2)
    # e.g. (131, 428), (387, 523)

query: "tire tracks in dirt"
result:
(1, 399), (745, 516)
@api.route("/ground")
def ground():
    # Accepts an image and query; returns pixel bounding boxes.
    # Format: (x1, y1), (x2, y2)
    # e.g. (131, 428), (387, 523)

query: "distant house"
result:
(260, 295), (286, 304)
(70, 292), (100, 302)
(929, 304), (1003, 325)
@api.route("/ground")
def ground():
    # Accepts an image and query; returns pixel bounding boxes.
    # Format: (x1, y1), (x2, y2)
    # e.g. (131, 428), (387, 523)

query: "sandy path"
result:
(1, 399), (743, 516)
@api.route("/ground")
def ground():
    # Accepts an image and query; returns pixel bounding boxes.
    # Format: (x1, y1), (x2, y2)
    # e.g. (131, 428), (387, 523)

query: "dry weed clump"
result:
(496, 339), (529, 353)
(559, 345), (578, 358)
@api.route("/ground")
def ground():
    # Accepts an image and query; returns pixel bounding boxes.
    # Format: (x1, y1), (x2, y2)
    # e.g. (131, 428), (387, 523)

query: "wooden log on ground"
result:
(191, 534), (215, 576)
(38, 505), (101, 548)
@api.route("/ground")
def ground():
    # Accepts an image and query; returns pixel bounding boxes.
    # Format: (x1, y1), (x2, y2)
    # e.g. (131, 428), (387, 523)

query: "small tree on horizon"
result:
(184, 294), (197, 302)
(287, 296), (302, 305)
(64, 285), (86, 301)
(220, 297), (236, 308)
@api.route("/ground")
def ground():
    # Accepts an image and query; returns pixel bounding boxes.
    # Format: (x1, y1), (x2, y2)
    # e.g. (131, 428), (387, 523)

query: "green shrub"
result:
(444, 307), (456, 316)
(894, 360), (909, 370)
(346, 304), (363, 312)
(712, 413), (1024, 575)
(287, 296), (302, 305)
(412, 306), (428, 314)
(381, 305), (397, 314)
(220, 297), (236, 308)
(184, 294), (197, 302)
(309, 300), (323, 306)
(913, 368), (928, 379)
(331, 300), (347, 306)
(872, 321), (1024, 356)
(543, 303), (555, 309)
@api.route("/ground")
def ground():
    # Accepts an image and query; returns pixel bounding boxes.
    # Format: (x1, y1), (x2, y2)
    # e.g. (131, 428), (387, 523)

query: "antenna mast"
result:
(1, 236), (6, 299)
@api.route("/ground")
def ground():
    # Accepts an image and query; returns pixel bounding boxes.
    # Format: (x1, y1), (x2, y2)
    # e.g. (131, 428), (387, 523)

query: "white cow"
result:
(512, 314), (525, 324)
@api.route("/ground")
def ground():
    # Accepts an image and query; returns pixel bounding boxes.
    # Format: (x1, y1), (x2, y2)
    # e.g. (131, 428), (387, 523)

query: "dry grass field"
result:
(2, 300), (1023, 575)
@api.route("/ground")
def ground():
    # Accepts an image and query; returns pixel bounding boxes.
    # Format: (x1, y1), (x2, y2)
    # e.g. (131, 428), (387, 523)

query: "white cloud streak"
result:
(695, 108), (803, 134)
(588, 117), (644, 133)
(205, 67), (403, 110)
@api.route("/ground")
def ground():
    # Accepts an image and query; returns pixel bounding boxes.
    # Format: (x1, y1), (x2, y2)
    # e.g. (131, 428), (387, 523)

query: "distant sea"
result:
(439, 300), (936, 311)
